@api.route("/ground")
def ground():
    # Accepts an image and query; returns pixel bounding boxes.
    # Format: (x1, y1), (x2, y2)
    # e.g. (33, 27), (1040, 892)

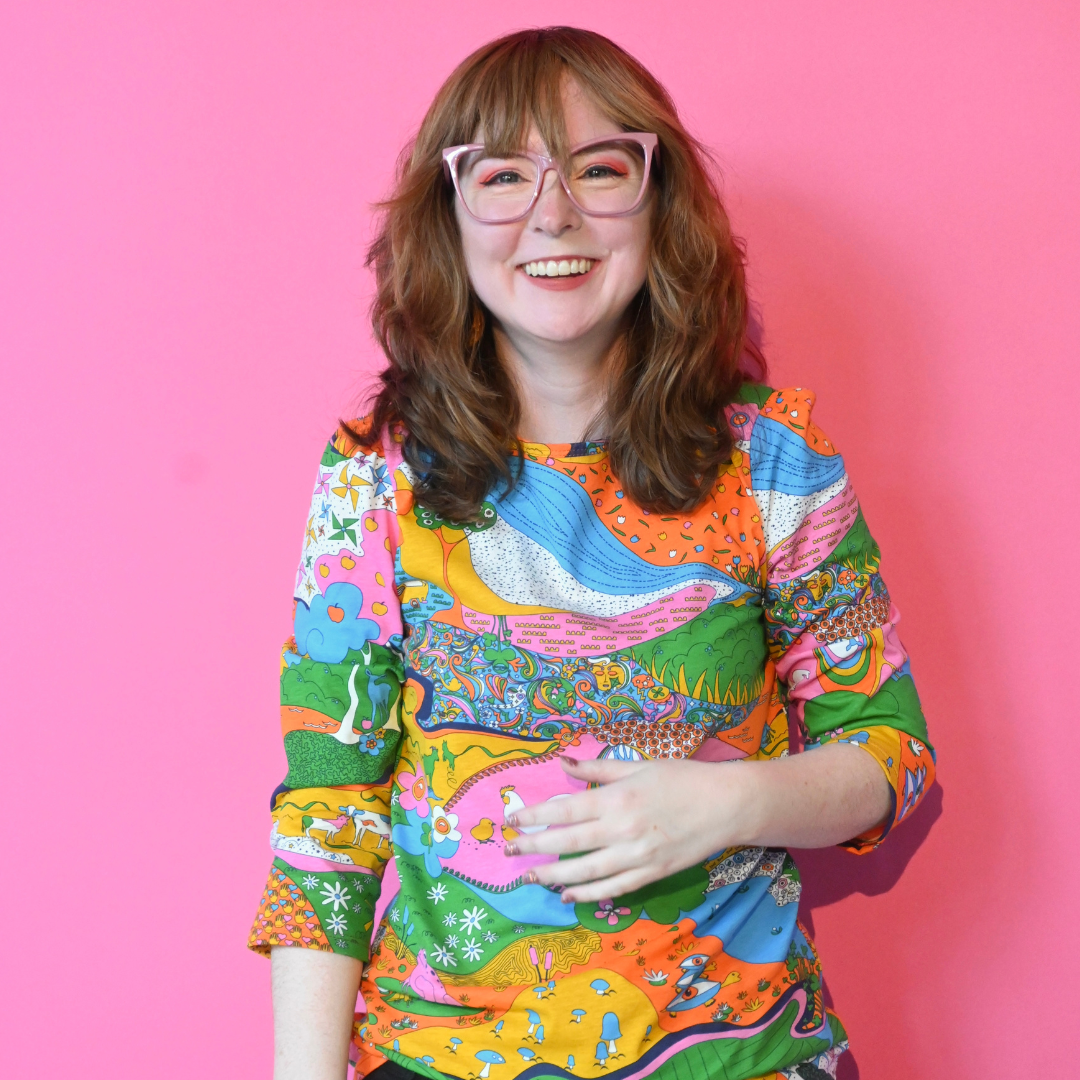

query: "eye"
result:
(581, 164), (625, 180)
(482, 169), (528, 186)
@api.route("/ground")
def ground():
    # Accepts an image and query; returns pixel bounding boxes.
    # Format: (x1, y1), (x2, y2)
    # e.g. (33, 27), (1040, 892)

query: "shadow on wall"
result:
(727, 181), (1013, 1079)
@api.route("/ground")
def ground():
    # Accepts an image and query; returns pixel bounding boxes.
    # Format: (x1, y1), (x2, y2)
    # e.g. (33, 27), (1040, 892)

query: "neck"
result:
(494, 322), (622, 444)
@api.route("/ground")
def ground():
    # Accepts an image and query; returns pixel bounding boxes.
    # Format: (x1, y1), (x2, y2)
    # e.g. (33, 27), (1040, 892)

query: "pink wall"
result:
(2, 3), (1077, 1077)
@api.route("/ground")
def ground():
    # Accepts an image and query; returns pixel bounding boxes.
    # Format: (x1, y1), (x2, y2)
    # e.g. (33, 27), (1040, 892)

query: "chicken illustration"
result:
(664, 953), (721, 1015)
(500, 786), (525, 841)
(500, 786), (564, 840)
(471, 818), (496, 843)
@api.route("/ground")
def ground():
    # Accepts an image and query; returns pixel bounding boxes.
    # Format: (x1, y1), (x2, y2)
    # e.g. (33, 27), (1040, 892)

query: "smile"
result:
(521, 259), (595, 277)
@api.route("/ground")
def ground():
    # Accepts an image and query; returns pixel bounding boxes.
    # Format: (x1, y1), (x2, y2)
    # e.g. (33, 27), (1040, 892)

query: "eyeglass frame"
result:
(441, 132), (659, 224)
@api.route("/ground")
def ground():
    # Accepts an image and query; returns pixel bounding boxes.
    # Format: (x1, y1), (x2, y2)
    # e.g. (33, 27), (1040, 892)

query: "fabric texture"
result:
(249, 385), (934, 1080)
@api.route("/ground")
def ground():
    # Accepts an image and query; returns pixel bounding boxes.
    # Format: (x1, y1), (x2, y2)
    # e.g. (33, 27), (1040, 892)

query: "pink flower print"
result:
(594, 900), (631, 926)
(397, 769), (430, 818)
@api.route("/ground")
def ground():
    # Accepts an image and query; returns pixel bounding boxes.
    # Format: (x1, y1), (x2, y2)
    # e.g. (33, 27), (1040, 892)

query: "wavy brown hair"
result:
(356, 26), (755, 521)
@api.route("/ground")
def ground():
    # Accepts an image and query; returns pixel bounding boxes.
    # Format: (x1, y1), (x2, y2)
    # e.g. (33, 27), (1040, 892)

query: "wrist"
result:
(725, 759), (777, 848)
(694, 758), (771, 851)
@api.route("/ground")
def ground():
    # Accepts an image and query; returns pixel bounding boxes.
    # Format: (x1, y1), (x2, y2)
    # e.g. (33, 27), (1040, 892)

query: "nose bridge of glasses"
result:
(532, 160), (579, 220)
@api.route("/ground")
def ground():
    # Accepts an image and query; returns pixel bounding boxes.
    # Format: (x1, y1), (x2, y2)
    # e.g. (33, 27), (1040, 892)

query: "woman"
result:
(250, 27), (935, 1080)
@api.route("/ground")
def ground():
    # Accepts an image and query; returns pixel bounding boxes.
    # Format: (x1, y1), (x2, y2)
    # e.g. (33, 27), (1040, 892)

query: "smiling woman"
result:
(253, 26), (935, 1080)
(360, 30), (748, 520)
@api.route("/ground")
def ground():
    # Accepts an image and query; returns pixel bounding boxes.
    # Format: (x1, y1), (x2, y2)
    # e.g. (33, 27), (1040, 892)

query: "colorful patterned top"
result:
(249, 384), (935, 1080)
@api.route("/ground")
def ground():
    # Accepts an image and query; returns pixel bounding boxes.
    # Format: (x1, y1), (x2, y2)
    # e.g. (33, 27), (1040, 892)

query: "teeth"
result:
(523, 259), (593, 277)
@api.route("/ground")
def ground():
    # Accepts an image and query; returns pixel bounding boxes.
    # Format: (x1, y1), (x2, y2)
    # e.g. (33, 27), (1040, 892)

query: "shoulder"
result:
(322, 415), (405, 461)
(316, 416), (409, 474)
(726, 384), (841, 461)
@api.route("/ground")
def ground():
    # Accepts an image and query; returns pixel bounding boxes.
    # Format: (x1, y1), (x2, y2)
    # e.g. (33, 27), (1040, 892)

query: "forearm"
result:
(737, 742), (892, 849)
(271, 946), (363, 1080)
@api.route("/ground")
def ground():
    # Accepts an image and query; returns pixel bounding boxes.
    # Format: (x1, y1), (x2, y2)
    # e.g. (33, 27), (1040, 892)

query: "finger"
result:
(529, 846), (636, 888)
(560, 757), (647, 785)
(560, 867), (656, 906)
(507, 821), (606, 858)
(509, 789), (600, 830)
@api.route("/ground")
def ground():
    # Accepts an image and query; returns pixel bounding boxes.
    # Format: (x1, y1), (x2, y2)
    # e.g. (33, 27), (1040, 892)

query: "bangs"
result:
(441, 30), (647, 161)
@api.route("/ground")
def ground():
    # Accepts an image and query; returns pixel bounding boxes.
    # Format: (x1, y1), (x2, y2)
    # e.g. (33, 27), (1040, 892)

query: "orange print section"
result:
(522, 447), (765, 578)
(759, 388), (838, 455)
(280, 705), (341, 736)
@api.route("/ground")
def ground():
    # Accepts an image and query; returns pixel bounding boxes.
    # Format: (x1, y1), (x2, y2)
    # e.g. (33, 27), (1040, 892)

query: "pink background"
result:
(2, 3), (1077, 1077)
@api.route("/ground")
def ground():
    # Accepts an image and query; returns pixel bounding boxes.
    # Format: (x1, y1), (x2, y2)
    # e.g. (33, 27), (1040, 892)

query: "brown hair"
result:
(356, 26), (755, 521)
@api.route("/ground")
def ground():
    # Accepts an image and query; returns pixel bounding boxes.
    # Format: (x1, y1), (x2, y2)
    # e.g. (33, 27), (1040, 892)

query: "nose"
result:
(528, 167), (581, 237)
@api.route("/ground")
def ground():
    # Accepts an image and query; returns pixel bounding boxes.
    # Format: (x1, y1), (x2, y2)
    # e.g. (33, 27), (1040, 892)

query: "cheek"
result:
(457, 215), (520, 290)
(599, 219), (651, 289)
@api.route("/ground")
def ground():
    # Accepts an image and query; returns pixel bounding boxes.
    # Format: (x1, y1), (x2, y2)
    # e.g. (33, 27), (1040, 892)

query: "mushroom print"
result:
(589, 979), (613, 996)
(600, 1013), (622, 1056)
(567, 1055), (576, 1071)
(447, 1038), (462, 1054)
(594, 1042), (609, 1069)
(570, 1009), (586, 1024)
(525, 1010), (541, 1036)
(475, 1050), (505, 1078)
(516, 1049), (536, 1063)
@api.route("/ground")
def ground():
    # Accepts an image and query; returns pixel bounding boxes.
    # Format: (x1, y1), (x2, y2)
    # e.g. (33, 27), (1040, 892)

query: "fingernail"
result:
(504, 842), (519, 857)
(562, 756), (579, 766)
(561, 892), (574, 904)
(505, 813), (518, 827)
(522, 870), (539, 885)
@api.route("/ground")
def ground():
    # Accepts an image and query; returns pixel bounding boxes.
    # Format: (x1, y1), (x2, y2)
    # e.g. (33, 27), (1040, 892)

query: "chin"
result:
(515, 307), (607, 342)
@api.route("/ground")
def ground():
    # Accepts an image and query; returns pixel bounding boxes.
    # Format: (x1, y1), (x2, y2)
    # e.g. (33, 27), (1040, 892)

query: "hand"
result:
(503, 743), (893, 905)
(503, 756), (754, 904)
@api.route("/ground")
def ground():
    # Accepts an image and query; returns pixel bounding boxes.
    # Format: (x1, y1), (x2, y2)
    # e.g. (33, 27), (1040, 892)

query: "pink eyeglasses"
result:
(442, 133), (659, 223)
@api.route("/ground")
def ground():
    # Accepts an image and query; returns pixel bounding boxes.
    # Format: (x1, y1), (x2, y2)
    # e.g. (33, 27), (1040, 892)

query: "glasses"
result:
(442, 133), (659, 223)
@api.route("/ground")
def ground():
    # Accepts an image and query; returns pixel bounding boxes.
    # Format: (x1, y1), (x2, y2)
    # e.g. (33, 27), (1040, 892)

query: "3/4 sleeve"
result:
(248, 422), (405, 960)
(741, 386), (936, 853)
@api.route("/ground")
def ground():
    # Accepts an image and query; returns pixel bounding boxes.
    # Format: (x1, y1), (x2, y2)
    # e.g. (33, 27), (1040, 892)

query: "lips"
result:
(521, 258), (595, 278)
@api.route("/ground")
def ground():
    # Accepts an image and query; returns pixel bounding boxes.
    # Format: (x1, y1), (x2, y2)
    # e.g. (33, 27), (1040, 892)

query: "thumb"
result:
(561, 756), (646, 784)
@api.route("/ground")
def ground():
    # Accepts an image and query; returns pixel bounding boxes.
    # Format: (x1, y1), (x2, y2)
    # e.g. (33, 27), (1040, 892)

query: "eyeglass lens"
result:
(456, 139), (648, 221)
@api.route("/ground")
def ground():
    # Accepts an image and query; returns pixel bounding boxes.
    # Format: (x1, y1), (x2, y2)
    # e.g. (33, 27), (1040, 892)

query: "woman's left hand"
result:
(503, 756), (754, 904)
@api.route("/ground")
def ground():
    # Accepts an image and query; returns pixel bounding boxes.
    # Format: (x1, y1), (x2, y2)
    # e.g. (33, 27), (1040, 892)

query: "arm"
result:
(272, 949), (363, 1080)
(247, 424), (404, 1077)
(503, 743), (889, 903)
(507, 388), (932, 899)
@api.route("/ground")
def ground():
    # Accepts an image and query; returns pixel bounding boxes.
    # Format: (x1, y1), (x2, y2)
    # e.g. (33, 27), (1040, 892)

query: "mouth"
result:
(520, 258), (596, 278)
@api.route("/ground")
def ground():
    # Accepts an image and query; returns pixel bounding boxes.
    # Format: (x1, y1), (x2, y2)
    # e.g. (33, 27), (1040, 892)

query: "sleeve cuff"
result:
(811, 725), (936, 854)
(248, 859), (379, 961)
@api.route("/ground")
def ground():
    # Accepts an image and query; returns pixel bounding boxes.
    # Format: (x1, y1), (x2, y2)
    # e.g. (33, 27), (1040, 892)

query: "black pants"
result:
(367, 1061), (461, 1080)
(364, 1058), (834, 1080)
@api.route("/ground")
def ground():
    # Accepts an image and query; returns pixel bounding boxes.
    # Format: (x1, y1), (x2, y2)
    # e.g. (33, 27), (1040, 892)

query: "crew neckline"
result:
(517, 437), (609, 459)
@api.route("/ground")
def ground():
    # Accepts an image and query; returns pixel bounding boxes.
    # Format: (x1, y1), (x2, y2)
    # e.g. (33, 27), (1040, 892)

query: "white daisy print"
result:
(320, 881), (352, 911)
(431, 945), (456, 966)
(462, 937), (483, 961)
(461, 905), (487, 933)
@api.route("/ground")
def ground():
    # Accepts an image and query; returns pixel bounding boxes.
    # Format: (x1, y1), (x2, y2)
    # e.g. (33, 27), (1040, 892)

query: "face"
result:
(454, 80), (653, 355)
